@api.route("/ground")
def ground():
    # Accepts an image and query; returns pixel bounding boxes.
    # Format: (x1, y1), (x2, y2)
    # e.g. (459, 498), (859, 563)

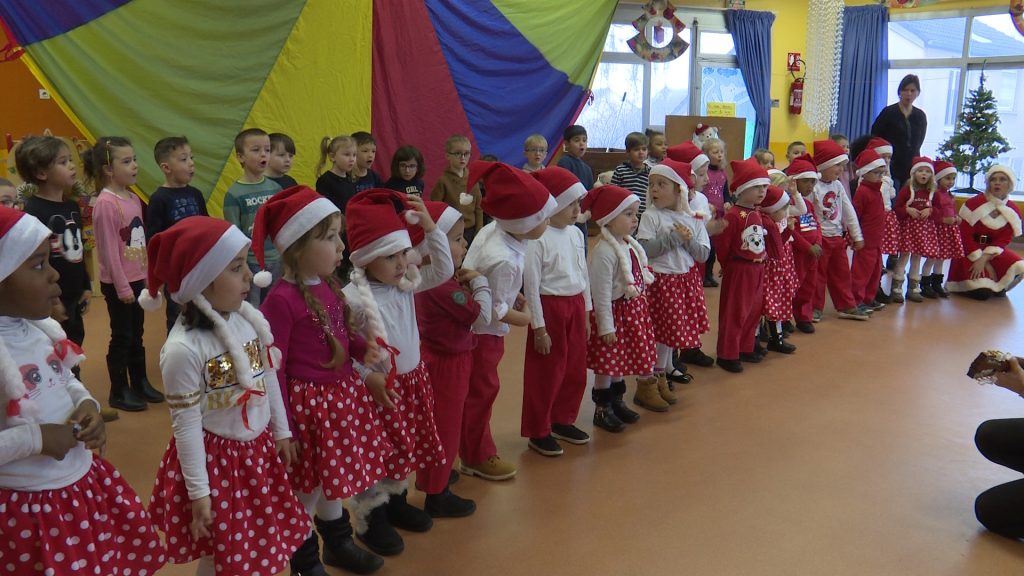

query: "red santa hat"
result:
(813, 140), (849, 171)
(0, 208), (70, 425)
(694, 123), (714, 137)
(468, 161), (557, 234)
(666, 142), (709, 172)
(868, 137), (894, 156)
(250, 185), (339, 288)
(649, 159), (694, 213)
(347, 188), (417, 268)
(138, 216), (278, 410)
(934, 160), (956, 181)
(730, 158), (771, 195)
(785, 154), (820, 181)
(855, 149), (887, 178)
(759, 185), (789, 214)
(530, 166), (588, 214)
(580, 185), (639, 226)
(910, 156), (934, 175)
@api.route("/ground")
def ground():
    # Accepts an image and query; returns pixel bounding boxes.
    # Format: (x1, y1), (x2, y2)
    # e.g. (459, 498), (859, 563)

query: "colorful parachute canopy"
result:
(1, 1), (614, 216)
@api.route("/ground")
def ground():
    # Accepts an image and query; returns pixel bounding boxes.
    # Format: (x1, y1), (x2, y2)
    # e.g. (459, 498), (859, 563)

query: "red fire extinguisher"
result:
(789, 76), (804, 115)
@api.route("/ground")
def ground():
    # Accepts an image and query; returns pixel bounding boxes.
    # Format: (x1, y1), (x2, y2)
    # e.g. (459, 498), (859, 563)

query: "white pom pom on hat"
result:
(138, 287), (164, 311)
(252, 270), (273, 289)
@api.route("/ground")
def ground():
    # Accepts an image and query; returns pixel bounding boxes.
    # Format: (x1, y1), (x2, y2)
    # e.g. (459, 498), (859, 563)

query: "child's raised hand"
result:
(533, 328), (551, 355)
(673, 223), (693, 242)
(601, 332), (617, 345)
(39, 423), (77, 461)
(69, 402), (106, 454)
(276, 438), (298, 467)
(365, 372), (400, 410)
(190, 496), (213, 540)
(406, 196), (436, 233)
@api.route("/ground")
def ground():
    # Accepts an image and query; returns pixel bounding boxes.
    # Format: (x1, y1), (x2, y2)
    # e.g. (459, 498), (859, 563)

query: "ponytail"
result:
(315, 136), (332, 178)
(315, 135), (357, 179)
(82, 136), (132, 194)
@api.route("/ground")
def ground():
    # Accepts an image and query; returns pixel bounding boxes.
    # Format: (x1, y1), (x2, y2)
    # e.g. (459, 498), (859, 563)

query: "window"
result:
(888, 9), (1024, 192)
(577, 8), (751, 155)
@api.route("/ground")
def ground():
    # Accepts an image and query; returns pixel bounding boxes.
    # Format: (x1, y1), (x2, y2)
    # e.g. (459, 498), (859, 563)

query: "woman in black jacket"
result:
(871, 74), (927, 190)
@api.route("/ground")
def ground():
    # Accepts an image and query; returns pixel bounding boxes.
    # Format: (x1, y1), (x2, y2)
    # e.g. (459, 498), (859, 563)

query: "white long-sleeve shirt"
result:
(160, 313), (291, 501)
(462, 222), (527, 337)
(344, 227), (454, 375)
(589, 239), (645, 337)
(523, 225), (592, 330)
(0, 318), (100, 491)
(812, 179), (863, 242)
(636, 206), (710, 274)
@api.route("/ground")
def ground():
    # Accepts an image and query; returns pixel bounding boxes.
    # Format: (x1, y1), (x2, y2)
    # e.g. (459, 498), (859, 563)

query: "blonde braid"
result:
(350, 267), (389, 344)
(296, 279), (348, 369)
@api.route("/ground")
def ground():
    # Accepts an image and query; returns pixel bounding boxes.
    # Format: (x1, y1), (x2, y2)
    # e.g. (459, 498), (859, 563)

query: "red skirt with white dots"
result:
(648, 269), (709, 349)
(148, 430), (310, 576)
(881, 211), (900, 255)
(934, 222), (965, 259)
(587, 293), (658, 377)
(763, 248), (798, 321)
(379, 362), (446, 480)
(287, 374), (395, 500)
(0, 457), (166, 576)
(900, 217), (940, 257)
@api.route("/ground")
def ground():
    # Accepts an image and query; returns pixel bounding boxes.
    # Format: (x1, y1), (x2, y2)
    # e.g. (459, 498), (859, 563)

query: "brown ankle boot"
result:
(633, 376), (670, 412)
(655, 372), (677, 405)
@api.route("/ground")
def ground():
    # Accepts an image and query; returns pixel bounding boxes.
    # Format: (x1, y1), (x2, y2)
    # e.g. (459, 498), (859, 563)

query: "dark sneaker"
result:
(837, 307), (870, 321)
(739, 351), (763, 363)
(716, 358), (743, 373)
(869, 300), (886, 311)
(856, 304), (875, 315)
(795, 321), (815, 334)
(424, 488), (476, 518)
(812, 309), (823, 323)
(703, 277), (719, 288)
(528, 435), (563, 457)
(551, 423), (591, 445)
(677, 347), (715, 367)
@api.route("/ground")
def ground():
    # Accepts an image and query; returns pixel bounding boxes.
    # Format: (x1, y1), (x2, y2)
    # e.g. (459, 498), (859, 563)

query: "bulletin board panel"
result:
(664, 115), (747, 179)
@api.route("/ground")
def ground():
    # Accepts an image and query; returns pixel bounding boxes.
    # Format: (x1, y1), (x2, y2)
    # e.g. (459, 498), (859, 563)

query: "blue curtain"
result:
(834, 5), (889, 140)
(725, 9), (775, 151)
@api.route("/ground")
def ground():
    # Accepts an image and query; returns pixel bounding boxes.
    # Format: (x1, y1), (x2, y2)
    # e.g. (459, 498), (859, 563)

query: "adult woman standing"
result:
(871, 74), (928, 190)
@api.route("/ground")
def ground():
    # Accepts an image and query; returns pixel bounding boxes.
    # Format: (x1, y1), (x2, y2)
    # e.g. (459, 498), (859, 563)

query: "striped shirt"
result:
(610, 161), (651, 215)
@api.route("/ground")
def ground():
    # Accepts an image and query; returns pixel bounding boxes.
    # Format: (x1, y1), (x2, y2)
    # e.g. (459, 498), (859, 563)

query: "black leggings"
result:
(100, 280), (145, 366)
(974, 418), (1024, 539)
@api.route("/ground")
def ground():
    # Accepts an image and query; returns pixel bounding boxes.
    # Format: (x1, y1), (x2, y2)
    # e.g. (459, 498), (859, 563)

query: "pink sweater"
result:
(93, 189), (147, 299)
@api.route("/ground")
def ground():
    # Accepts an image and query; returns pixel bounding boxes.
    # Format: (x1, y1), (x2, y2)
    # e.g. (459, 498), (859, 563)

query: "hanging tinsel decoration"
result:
(803, 0), (844, 132)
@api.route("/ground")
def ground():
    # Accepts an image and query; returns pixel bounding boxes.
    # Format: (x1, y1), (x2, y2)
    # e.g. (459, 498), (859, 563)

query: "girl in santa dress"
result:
(946, 165), (1024, 299)
(892, 157), (941, 303)
(0, 206), (165, 576)
(255, 186), (393, 575)
(584, 185), (658, 432)
(759, 185), (798, 354)
(924, 161), (965, 298)
(341, 189), (452, 557)
(141, 217), (309, 576)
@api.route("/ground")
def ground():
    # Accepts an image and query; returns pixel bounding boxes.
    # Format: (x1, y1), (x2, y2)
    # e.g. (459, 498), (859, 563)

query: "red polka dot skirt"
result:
(378, 361), (446, 480)
(287, 374), (395, 500)
(763, 245), (797, 321)
(934, 222), (964, 259)
(881, 211), (900, 255)
(648, 269), (708, 349)
(149, 430), (310, 575)
(587, 293), (657, 377)
(0, 457), (166, 576)
(900, 217), (940, 257)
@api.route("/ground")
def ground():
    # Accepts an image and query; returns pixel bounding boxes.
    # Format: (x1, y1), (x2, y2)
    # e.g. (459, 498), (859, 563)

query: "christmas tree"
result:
(937, 74), (1012, 191)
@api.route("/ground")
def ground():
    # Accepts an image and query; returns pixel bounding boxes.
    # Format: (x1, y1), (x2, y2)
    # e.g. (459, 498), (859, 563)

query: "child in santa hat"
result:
(254, 186), (392, 574)
(521, 166), (592, 456)
(459, 162), (557, 475)
(864, 137), (902, 302)
(340, 189), (453, 556)
(636, 159), (712, 403)
(786, 156), (824, 334)
(850, 149), (892, 312)
(668, 142), (723, 288)
(925, 160), (963, 298)
(759, 185), (799, 354)
(414, 200), (490, 517)
(810, 140), (870, 321)
(583, 185), (658, 430)
(0, 207), (166, 575)
(892, 156), (940, 303)
(139, 216), (308, 576)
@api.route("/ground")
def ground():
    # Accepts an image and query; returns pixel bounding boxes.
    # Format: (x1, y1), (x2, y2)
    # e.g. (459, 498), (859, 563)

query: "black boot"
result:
(934, 273), (950, 298)
(385, 490), (433, 532)
(758, 318), (770, 342)
(289, 534), (329, 576)
(609, 381), (640, 424)
(424, 487), (476, 518)
(766, 322), (796, 354)
(677, 347), (715, 367)
(592, 388), (625, 433)
(316, 513), (384, 574)
(107, 356), (145, 412)
(920, 275), (938, 299)
(356, 503), (404, 556)
(128, 350), (164, 403)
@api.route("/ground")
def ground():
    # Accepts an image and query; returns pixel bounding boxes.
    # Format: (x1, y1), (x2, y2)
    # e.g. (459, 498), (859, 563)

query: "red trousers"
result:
(416, 348), (472, 494)
(521, 294), (587, 439)
(792, 249), (820, 323)
(813, 235), (856, 311)
(716, 260), (764, 360)
(462, 334), (504, 465)
(850, 246), (882, 306)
